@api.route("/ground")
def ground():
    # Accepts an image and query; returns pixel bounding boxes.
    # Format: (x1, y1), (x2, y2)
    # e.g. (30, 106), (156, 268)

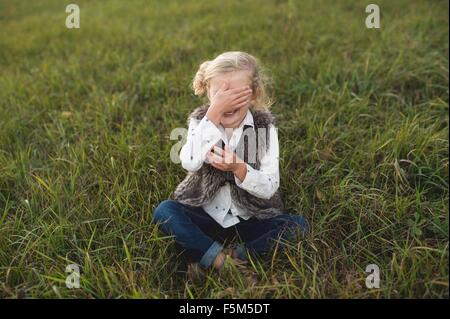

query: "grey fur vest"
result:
(172, 105), (284, 220)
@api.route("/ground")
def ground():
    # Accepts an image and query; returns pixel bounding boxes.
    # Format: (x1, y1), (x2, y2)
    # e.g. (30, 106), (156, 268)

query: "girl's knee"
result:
(154, 200), (182, 223)
(282, 215), (309, 234)
(293, 215), (309, 234)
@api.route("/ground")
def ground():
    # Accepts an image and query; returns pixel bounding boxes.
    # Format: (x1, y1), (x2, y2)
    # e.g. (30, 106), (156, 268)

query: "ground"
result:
(0, 0), (448, 298)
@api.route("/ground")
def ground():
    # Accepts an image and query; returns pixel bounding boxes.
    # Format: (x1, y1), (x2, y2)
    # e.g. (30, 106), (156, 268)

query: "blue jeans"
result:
(153, 199), (308, 269)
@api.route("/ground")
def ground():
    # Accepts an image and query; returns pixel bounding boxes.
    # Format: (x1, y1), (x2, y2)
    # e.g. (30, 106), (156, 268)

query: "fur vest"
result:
(172, 105), (284, 220)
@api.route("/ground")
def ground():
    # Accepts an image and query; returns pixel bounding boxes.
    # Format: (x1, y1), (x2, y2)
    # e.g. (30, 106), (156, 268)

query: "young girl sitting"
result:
(154, 51), (308, 274)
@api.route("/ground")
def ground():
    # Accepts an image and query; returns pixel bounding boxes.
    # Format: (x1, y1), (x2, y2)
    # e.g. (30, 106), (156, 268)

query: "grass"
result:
(0, 0), (448, 298)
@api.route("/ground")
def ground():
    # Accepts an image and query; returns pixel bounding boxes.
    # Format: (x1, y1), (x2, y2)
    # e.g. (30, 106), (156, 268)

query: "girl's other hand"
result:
(206, 145), (247, 182)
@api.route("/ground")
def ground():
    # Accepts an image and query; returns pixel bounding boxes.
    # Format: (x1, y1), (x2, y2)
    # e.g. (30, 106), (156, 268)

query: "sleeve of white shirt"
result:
(235, 125), (280, 199)
(179, 116), (223, 172)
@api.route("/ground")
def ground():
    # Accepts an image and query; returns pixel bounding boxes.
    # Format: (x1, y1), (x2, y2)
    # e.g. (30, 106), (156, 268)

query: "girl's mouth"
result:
(223, 109), (238, 117)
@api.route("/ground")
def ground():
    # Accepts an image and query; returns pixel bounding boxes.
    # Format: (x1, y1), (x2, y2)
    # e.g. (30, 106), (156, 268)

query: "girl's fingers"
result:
(206, 152), (213, 163)
(232, 89), (252, 100)
(212, 145), (225, 157)
(233, 97), (252, 110)
(223, 145), (234, 163)
(232, 93), (252, 105)
(213, 82), (229, 98)
(213, 144), (236, 164)
(228, 85), (251, 95)
(207, 151), (220, 162)
(209, 147), (236, 167)
(209, 152), (225, 164)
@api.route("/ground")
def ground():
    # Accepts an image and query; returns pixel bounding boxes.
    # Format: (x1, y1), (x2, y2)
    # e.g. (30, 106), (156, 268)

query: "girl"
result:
(154, 51), (308, 275)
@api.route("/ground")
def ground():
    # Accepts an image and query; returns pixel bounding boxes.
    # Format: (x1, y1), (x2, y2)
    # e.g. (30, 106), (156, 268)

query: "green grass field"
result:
(0, 0), (448, 298)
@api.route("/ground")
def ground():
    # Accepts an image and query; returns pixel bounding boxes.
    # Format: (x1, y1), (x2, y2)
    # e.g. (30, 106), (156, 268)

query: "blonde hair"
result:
(192, 51), (273, 109)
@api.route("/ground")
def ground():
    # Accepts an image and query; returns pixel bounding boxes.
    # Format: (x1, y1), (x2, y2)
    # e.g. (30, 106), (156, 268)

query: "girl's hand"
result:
(206, 82), (253, 126)
(207, 145), (247, 182)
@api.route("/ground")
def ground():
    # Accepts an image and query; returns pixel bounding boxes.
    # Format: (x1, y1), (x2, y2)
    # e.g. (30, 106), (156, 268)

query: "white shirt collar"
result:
(239, 110), (254, 129)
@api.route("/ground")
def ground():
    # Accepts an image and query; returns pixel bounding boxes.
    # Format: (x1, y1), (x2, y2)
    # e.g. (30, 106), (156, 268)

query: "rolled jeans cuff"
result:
(199, 241), (223, 268)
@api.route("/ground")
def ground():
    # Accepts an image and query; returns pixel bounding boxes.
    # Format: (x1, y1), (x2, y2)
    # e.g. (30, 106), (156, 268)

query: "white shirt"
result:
(179, 110), (280, 228)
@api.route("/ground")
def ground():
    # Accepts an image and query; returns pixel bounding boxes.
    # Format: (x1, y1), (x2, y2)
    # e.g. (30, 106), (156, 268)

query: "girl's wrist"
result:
(206, 103), (222, 126)
(233, 162), (247, 182)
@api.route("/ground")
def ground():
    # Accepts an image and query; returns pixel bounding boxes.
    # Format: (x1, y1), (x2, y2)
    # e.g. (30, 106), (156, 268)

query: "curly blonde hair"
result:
(192, 51), (273, 110)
